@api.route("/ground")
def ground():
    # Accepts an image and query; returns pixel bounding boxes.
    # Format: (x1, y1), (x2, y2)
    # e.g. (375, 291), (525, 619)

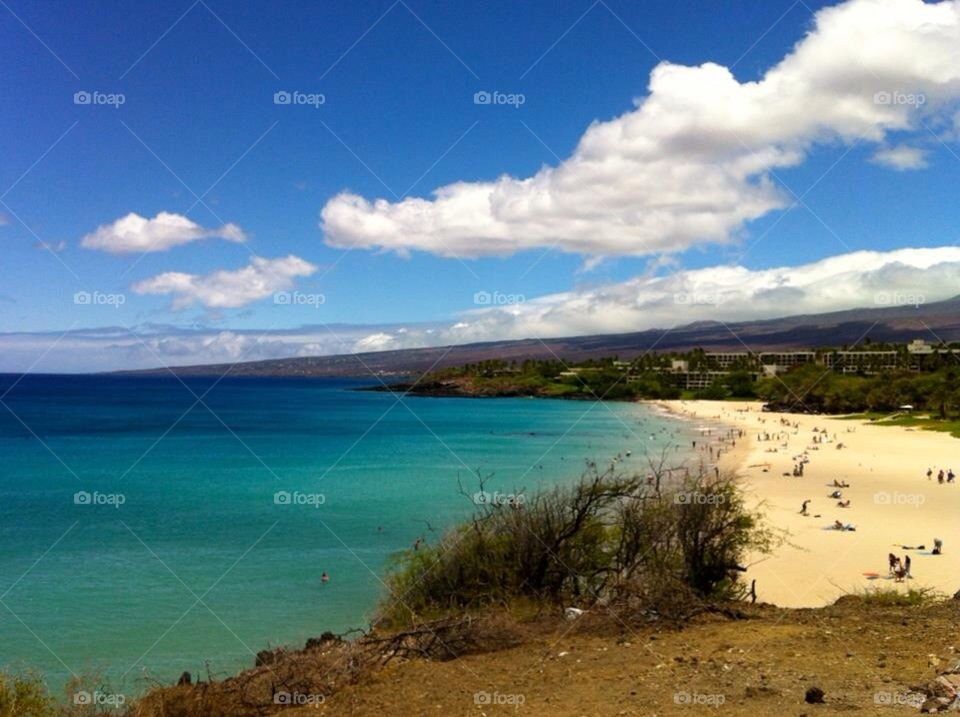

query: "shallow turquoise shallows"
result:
(0, 374), (695, 693)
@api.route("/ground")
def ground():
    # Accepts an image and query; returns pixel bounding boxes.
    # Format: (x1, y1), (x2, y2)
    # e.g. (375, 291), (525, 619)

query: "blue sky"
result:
(1, 0), (959, 371)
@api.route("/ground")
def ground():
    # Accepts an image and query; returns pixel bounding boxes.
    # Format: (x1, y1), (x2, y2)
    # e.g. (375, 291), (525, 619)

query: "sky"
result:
(1, 0), (960, 372)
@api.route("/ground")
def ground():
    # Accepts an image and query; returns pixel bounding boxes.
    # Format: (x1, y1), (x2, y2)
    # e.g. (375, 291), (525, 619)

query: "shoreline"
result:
(654, 400), (960, 607)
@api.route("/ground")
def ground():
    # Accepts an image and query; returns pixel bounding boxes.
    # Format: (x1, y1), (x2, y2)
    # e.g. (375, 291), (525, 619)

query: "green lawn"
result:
(839, 412), (960, 439)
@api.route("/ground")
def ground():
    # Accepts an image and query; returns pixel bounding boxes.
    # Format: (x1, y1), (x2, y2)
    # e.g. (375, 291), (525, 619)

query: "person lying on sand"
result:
(837, 499), (851, 508)
(833, 520), (856, 531)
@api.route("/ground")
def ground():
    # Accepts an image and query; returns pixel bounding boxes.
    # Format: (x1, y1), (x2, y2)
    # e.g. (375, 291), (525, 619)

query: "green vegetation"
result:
(0, 673), (54, 717)
(757, 365), (960, 418)
(838, 412), (960, 439)
(425, 357), (690, 401)
(414, 348), (960, 434)
(853, 586), (941, 607)
(378, 464), (775, 627)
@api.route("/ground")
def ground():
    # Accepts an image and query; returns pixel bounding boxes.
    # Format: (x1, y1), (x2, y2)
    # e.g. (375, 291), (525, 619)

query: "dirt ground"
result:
(305, 599), (957, 716)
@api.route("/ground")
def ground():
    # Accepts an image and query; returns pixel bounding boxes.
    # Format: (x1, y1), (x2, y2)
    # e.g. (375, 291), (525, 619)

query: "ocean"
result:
(0, 374), (696, 693)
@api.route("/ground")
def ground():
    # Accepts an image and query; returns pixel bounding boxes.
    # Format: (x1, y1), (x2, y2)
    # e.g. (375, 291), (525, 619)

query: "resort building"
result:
(821, 350), (899, 374)
(702, 352), (751, 369)
(674, 371), (731, 390)
(907, 339), (935, 355)
(759, 351), (817, 368)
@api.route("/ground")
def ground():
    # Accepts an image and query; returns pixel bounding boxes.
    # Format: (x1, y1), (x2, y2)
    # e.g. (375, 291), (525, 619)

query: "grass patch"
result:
(837, 412), (960, 438)
(854, 586), (942, 607)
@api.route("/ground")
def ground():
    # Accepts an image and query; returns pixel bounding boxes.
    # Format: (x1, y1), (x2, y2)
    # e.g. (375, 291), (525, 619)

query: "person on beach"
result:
(905, 555), (912, 578)
(938, 470), (945, 484)
(888, 553), (898, 575)
(830, 490), (842, 499)
(927, 468), (933, 480)
(949, 469), (955, 483)
(837, 499), (850, 508)
(933, 538), (943, 555)
(800, 499), (810, 516)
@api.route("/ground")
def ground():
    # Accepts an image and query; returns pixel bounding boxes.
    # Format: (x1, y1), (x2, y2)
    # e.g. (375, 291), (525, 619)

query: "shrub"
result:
(0, 672), (54, 717)
(378, 464), (773, 626)
(854, 586), (940, 607)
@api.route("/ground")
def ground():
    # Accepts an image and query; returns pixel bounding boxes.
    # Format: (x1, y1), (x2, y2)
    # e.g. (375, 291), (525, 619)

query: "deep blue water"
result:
(0, 374), (694, 694)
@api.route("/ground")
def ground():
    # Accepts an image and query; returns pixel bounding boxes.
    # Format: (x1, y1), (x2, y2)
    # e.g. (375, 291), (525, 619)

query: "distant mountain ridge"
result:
(119, 296), (960, 378)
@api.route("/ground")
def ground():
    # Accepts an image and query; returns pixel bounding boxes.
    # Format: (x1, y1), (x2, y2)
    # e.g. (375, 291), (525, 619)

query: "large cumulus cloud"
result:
(321, 0), (960, 258)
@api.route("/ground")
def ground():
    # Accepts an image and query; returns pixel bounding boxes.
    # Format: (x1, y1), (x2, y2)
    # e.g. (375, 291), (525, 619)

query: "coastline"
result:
(654, 400), (960, 607)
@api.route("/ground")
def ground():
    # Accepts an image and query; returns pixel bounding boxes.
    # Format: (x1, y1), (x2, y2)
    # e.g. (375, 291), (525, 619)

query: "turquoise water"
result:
(0, 375), (694, 693)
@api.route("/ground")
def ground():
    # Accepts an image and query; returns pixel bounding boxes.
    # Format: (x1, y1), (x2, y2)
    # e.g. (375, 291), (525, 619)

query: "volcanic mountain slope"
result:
(120, 296), (960, 378)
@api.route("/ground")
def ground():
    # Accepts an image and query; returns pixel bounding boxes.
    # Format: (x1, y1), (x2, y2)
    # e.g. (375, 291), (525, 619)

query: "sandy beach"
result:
(659, 400), (960, 608)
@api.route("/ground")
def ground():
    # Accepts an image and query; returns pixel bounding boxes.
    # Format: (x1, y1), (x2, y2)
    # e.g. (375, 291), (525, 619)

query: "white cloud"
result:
(871, 144), (929, 169)
(132, 255), (317, 309)
(3, 247), (958, 372)
(0, 324), (403, 373)
(81, 212), (246, 253)
(322, 0), (960, 258)
(349, 246), (960, 348)
(353, 332), (399, 352)
(34, 239), (67, 252)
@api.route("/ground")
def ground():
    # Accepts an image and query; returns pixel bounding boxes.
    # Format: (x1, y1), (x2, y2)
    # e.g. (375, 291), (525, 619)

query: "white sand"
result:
(659, 400), (960, 607)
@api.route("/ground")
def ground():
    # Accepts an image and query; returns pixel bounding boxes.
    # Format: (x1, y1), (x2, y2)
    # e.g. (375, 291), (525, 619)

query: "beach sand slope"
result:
(660, 400), (959, 608)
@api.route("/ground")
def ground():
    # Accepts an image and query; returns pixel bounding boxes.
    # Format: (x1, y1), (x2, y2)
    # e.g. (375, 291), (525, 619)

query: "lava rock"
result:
(804, 686), (825, 704)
